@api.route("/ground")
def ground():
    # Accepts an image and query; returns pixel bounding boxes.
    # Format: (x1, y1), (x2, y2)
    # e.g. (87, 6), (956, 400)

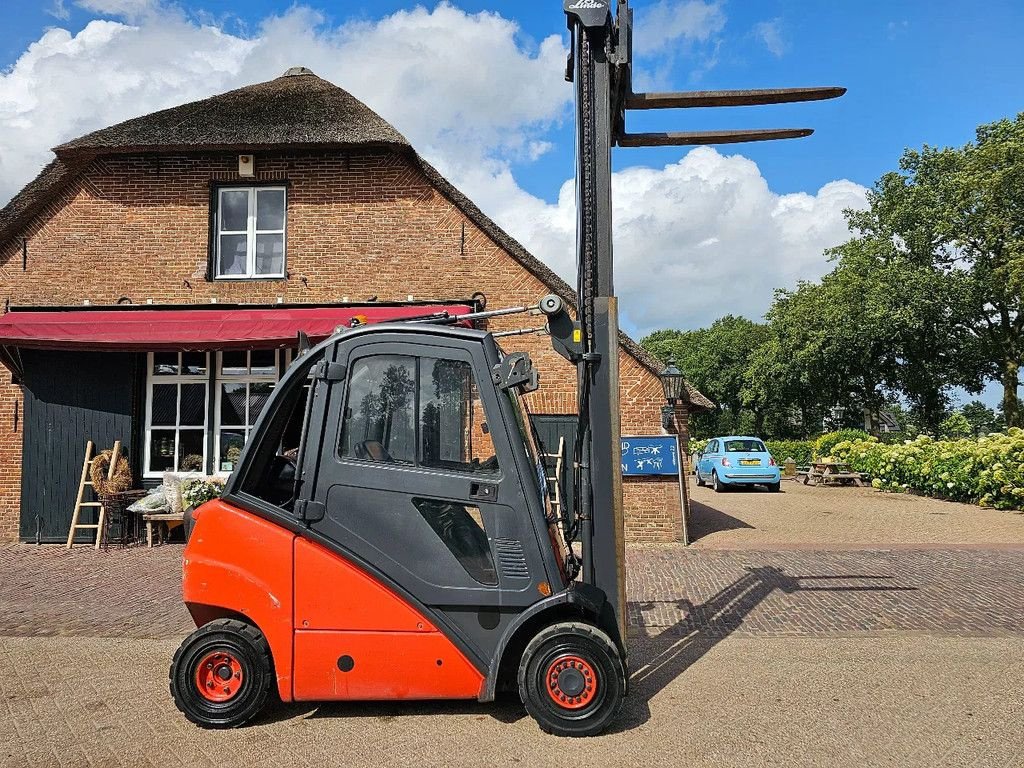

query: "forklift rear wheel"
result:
(170, 618), (272, 728)
(518, 621), (624, 737)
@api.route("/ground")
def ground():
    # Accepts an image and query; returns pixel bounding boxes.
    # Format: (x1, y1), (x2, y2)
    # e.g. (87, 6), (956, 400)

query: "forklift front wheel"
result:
(170, 618), (273, 729)
(518, 621), (625, 737)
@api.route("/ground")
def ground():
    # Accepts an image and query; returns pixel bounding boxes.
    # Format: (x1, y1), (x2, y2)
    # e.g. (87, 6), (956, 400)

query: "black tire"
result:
(712, 470), (726, 493)
(518, 621), (625, 737)
(170, 618), (273, 728)
(767, 482), (781, 493)
(695, 468), (706, 487)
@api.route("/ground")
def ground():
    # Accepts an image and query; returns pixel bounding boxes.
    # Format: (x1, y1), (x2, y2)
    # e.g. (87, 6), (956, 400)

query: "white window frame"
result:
(213, 350), (284, 475)
(143, 352), (211, 479)
(214, 186), (287, 280)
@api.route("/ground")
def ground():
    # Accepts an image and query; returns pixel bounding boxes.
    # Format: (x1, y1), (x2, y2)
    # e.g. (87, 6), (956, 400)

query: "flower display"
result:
(830, 429), (1024, 510)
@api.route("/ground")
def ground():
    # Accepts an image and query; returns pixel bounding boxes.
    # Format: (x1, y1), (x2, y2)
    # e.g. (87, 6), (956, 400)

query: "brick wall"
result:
(0, 378), (23, 540)
(0, 149), (687, 541)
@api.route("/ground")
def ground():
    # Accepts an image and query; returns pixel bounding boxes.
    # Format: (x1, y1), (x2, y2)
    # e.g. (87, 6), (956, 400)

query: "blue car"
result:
(695, 436), (781, 493)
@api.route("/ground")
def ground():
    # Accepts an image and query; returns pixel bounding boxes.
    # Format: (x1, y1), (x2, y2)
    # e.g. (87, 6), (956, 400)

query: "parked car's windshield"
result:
(724, 439), (766, 452)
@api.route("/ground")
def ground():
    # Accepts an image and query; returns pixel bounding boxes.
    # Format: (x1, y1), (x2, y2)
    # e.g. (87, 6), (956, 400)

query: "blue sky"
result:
(7, 1), (1023, 198)
(1, 0), (1022, 407)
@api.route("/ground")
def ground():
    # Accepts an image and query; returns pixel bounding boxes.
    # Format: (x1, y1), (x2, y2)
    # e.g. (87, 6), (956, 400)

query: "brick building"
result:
(0, 68), (710, 544)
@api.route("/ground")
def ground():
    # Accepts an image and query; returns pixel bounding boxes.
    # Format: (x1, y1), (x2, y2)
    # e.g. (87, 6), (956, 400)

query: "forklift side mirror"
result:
(492, 352), (540, 394)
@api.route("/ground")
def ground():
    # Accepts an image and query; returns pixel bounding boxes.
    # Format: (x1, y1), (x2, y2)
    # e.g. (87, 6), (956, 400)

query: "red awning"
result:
(0, 303), (474, 351)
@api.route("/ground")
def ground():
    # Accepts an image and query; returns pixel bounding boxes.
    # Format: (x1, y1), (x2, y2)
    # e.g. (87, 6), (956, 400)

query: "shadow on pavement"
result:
(261, 695), (526, 727)
(611, 566), (918, 733)
(257, 567), (915, 734)
(687, 498), (755, 543)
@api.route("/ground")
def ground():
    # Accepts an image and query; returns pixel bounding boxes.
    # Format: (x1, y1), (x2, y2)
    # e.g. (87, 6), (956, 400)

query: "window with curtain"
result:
(214, 186), (286, 279)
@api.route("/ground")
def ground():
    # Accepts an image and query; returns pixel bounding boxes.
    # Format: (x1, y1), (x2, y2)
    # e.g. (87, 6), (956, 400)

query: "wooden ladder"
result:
(543, 436), (566, 520)
(66, 440), (121, 550)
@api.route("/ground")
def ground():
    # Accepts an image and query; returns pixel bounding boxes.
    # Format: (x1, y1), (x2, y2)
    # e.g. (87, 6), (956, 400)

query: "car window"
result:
(707, 440), (718, 453)
(724, 439), (766, 452)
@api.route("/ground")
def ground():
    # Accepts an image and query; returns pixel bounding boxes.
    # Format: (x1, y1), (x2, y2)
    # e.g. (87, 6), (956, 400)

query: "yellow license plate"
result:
(739, 459), (761, 466)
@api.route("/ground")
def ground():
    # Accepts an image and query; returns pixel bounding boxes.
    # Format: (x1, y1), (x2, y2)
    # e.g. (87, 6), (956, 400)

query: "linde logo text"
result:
(568, 0), (607, 9)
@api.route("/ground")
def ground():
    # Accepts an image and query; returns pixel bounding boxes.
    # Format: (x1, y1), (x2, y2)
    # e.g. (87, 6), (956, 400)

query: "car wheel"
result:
(518, 621), (625, 737)
(695, 468), (705, 487)
(767, 482), (781, 493)
(712, 471), (725, 493)
(170, 618), (273, 729)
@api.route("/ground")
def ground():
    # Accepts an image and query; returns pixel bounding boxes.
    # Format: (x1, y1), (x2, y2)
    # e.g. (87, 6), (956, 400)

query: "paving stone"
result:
(2, 542), (1023, 640)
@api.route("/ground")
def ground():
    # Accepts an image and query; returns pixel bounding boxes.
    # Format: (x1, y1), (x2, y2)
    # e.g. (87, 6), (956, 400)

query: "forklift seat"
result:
(354, 440), (393, 462)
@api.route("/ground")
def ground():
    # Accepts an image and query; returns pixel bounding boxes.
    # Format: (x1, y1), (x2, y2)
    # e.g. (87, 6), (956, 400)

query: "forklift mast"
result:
(561, 0), (845, 647)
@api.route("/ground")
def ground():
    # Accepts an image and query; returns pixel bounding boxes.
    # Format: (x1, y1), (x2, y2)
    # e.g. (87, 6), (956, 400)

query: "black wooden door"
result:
(20, 350), (138, 542)
(531, 414), (577, 534)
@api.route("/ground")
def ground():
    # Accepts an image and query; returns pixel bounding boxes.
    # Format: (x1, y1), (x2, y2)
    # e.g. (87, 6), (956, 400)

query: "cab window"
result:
(338, 355), (416, 464)
(338, 354), (497, 473)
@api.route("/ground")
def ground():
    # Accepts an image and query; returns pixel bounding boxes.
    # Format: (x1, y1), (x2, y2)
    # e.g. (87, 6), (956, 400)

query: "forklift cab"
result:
(242, 324), (567, 635)
(173, 323), (626, 736)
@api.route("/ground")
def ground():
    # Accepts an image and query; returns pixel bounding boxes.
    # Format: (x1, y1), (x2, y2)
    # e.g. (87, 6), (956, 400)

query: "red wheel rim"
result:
(544, 654), (598, 710)
(194, 651), (244, 703)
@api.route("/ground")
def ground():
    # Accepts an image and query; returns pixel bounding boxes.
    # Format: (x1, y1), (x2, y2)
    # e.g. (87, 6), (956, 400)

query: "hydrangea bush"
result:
(830, 429), (1024, 510)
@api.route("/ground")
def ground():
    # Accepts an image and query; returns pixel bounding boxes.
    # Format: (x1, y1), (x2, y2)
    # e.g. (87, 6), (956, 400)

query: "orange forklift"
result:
(169, 0), (843, 736)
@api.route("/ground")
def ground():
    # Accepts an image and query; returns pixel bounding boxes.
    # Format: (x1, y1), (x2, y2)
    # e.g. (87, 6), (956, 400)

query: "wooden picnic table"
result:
(797, 461), (866, 487)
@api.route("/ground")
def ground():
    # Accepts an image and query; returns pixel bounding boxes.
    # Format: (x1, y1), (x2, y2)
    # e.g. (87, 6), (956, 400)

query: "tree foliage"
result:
(642, 113), (1024, 438)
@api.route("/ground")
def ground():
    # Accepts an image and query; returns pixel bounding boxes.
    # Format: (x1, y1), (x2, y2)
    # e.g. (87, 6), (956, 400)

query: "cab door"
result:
(297, 335), (544, 654)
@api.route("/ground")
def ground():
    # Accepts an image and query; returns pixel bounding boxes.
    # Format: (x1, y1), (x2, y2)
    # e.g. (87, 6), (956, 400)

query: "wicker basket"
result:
(99, 489), (148, 548)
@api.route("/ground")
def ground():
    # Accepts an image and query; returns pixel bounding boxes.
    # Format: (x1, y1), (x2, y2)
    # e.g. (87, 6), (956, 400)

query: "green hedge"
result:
(831, 429), (1024, 510)
(766, 440), (814, 465)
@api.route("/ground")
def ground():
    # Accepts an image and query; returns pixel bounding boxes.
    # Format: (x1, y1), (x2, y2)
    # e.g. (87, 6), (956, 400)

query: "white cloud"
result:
(632, 1), (726, 85)
(45, 0), (71, 21)
(0, 3), (568, 206)
(0, 2), (867, 336)
(75, 0), (155, 18)
(753, 18), (787, 57)
(482, 148), (868, 335)
(634, 0), (726, 52)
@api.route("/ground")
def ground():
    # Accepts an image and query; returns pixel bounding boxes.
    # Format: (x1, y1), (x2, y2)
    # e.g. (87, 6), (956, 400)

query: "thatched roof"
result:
(0, 158), (84, 252)
(0, 67), (712, 410)
(54, 67), (409, 157)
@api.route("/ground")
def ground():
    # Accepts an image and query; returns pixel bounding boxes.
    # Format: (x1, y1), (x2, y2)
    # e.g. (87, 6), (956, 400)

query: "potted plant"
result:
(181, 477), (226, 541)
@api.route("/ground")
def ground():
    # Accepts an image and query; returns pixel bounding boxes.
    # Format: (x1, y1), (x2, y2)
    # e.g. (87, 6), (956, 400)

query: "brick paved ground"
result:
(2, 635), (1022, 768)
(626, 547), (1024, 637)
(0, 544), (189, 639)
(2, 483), (1023, 767)
(3, 542), (1024, 641)
(688, 481), (1024, 548)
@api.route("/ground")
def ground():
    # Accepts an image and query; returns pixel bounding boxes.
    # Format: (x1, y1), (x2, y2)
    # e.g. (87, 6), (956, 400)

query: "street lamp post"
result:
(659, 357), (686, 431)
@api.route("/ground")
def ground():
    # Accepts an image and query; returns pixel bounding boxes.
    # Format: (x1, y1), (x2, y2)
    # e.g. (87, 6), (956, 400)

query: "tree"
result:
(843, 113), (1024, 425)
(761, 263), (895, 433)
(642, 316), (770, 436)
(939, 412), (973, 439)
(823, 239), (980, 432)
(960, 400), (999, 436)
